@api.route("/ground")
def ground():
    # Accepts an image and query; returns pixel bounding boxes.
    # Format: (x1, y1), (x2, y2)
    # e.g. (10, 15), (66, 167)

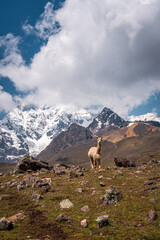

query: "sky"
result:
(0, 0), (160, 119)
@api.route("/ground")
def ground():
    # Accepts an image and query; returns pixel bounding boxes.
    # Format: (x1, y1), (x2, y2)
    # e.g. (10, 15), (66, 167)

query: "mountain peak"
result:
(88, 107), (125, 134)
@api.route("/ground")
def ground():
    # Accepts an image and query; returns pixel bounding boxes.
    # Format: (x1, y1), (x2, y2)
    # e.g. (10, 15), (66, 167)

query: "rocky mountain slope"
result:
(38, 123), (93, 162)
(0, 105), (95, 162)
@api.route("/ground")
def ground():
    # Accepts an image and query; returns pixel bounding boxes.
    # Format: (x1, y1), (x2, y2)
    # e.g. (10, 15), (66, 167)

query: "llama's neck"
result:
(96, 142), (101, 154)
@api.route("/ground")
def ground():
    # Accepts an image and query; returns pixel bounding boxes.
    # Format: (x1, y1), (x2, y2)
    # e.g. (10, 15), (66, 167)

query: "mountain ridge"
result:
(0, 104), (160, 163)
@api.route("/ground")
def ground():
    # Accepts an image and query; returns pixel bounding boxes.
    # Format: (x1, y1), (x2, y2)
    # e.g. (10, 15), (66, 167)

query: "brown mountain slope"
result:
(48, 131), (160, 167)
(38, 123), (93, 162)
(102, 122), (160, 143)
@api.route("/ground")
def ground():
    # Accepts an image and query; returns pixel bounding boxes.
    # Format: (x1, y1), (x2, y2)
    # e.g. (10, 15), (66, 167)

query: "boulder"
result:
(103, 186), (122, 205)
(114, 157), (136, 167)
(95, 215), (109, 228)
(0, 217), (13, 230)
(60, 199), (74, 209)
(13, 154), (51, 173)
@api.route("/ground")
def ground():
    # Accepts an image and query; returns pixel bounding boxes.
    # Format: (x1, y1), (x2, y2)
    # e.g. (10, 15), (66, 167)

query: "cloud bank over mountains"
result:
(0, 0), (160, 116)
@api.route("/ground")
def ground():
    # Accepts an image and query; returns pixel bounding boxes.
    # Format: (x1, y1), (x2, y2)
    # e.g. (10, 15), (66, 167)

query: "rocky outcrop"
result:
(13, 154), (52, 173)
(114, 157), (136, 167)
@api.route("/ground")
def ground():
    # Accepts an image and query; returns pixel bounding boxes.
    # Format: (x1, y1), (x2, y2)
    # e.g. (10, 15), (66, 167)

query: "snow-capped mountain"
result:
(128, 112), (160, 123)
(0, 104), (95, 162)
(88, 107), (126, 134)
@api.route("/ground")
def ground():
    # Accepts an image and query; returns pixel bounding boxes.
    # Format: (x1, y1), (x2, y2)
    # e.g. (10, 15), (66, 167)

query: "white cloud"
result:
(0, 33), (24, 66)
(0, 86), (15, 112)
(22, 2), (59, 40)
(1, 0), (160, 116)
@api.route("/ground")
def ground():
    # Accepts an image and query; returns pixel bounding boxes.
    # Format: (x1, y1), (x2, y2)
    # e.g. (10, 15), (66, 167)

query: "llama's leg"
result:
(93, 158), (97, 169)
(90, 157), (94, 169)
(97, 159), (101, 169)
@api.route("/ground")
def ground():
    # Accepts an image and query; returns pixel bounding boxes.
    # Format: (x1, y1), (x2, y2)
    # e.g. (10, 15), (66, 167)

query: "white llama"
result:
(88, 137), (102, 169)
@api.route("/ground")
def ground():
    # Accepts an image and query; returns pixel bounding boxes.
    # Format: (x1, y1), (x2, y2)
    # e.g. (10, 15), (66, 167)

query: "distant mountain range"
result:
(0, 104), (160, 162)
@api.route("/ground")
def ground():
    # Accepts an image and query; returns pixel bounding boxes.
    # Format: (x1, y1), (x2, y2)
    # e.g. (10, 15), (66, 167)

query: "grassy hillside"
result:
(0, 161), (160, 240)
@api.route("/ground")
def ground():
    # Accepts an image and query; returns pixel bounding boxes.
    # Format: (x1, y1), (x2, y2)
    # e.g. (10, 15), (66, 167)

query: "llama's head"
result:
(97, 136), (103, 144)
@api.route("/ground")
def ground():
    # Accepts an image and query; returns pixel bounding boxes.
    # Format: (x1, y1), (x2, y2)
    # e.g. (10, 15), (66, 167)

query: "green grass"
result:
(0, 163), (160, 240)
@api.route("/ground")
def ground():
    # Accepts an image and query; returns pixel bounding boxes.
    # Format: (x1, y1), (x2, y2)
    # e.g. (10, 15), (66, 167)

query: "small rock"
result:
(9, 181), (18, 188)
(135, 170), (144, 174)
(144, 180), (154, 185)
(7, 213), (26, 222)
(75, 188), (83, 193)
(95, 215), (109, 228)
(81, 219), (88, 228)
(91, 190), (99, 196)
(56, 214), (71, 222)
(60, 199), (74, 209)
(116, 170), (123, 175)
(149, 158), (158, 165)
(32, 192), (43, 201)
(98, 175), (104, 180)
(40, 168), (49, 173)
(81, 181), (88, 186)
(81, 206), (89, 212)
(32, 172), (40, 176)
(55, 170), (66, 175)
(149, 198), (157, 203)
(41, 185), (52, 194)
(138, 164), (147, 171)
(69, 171), (78, 178)
(112, 166), (117, 170)
(43, 178), (52, 185)
(32, 178), (50, 188)
(100, 182), (106, 187)
(0, 217), (13, 230)
(76, 170), (84, 177)
(17, 184), (25, 191)
(147, 210), (157, 222)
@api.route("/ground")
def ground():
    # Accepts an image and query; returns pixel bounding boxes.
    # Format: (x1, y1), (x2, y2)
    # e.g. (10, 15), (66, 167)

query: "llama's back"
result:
(88, 147), (97, 158)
